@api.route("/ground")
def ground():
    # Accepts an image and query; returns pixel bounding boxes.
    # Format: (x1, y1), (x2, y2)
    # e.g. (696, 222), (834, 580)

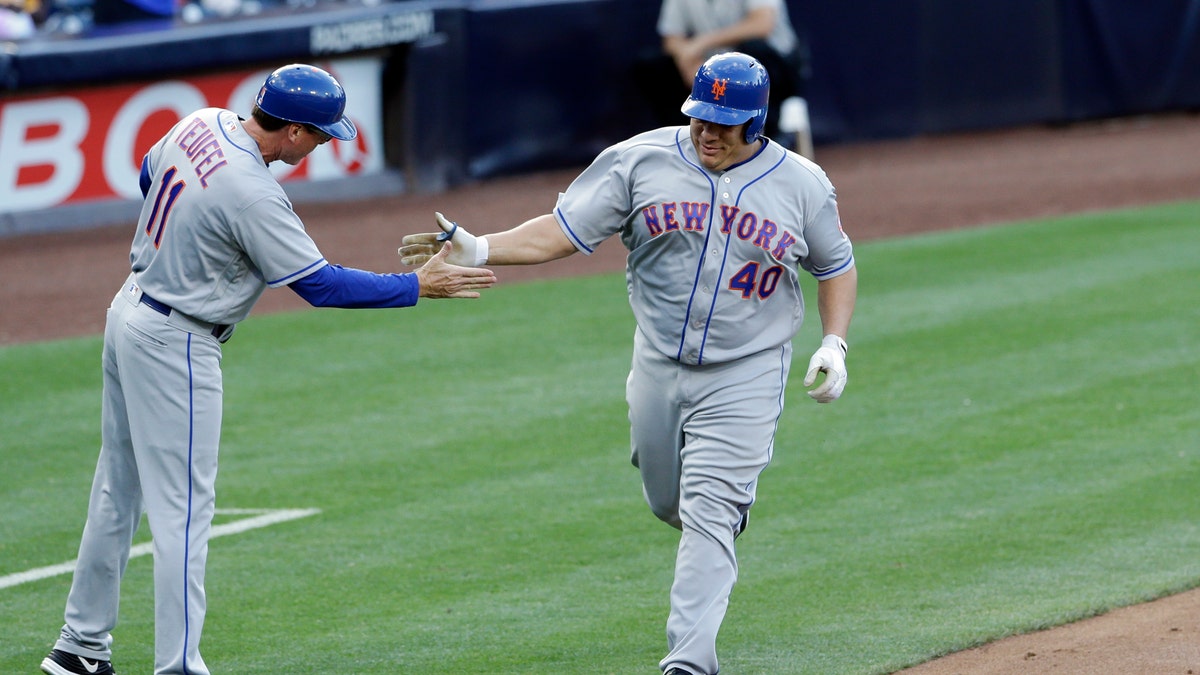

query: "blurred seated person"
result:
(91, 0), (174, 25)
(179, 0), (242, 23)
(634, 0), (809, 142)
(0, 0), (41, 38)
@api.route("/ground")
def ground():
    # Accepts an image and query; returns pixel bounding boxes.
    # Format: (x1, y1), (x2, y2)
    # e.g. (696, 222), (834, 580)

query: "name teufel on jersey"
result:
(640, 202), (797, 261)
(174, 117), (230, 189)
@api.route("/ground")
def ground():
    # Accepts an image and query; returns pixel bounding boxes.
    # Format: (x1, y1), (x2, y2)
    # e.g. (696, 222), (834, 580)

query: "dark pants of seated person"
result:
(92, 0), (171, 25)
(632, 39), (804, 140)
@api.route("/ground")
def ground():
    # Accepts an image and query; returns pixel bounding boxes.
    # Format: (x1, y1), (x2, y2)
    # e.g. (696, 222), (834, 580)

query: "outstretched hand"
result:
(399, 212), (487, 267)
(414, 241), (496, 299)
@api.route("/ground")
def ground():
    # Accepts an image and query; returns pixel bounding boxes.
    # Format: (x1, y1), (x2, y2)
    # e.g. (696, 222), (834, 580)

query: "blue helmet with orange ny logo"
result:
(680, 52), (770, 143)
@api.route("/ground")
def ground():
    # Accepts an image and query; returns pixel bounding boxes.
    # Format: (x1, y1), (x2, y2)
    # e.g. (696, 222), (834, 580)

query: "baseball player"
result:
(399, 52), (856, 675)
(40, 64), (495, 675)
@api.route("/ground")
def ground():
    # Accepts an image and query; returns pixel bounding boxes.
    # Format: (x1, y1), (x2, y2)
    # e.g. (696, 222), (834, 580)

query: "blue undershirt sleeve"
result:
(289, 264), (420, 308)
(139, 156), (151, 198)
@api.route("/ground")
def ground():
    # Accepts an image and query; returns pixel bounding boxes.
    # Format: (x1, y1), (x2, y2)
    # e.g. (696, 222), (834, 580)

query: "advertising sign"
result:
(0, 56), (383, 215)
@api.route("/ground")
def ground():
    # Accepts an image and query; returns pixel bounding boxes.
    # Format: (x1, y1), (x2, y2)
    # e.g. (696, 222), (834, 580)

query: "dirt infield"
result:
(4, 113), (1200, 673)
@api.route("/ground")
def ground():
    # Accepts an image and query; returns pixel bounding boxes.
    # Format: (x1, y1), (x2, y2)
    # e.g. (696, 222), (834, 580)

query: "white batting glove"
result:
(398, 212), (489, 267)
(803, 334), (848, 403)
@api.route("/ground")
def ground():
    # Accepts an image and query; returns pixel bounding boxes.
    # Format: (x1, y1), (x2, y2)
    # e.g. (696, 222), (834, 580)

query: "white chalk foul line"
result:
(0, 507), (320, 591)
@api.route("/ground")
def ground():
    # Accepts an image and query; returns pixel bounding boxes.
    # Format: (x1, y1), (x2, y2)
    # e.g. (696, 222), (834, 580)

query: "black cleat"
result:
(41, 649), (116, 675)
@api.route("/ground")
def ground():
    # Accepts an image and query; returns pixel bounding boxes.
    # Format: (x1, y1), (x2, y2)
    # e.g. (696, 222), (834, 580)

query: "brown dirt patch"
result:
(4, 112), (1200, 673)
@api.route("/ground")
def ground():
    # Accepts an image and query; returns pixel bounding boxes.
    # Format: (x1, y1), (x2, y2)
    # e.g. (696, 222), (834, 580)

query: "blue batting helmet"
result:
(256, 64), (358, 141)
(681, 52), (770, 143)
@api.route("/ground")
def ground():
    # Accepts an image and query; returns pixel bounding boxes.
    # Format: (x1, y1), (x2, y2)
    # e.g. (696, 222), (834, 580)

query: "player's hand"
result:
(803, 334), (848, 403)
(398, 212), (488, 267)
(414, 241), (497, 299)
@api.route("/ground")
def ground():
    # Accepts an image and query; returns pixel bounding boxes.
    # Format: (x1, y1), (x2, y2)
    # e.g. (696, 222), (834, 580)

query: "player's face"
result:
(689, 119), (755, 171)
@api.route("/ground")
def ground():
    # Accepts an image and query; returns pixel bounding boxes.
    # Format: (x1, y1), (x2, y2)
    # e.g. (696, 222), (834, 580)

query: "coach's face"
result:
(689, 119), (756, 172)
(277, 123), (331, 166)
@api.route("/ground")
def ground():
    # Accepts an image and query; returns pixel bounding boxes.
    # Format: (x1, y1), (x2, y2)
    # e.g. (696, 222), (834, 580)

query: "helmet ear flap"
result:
(680, 52), (770, 143)
(744, 111), (767, 144)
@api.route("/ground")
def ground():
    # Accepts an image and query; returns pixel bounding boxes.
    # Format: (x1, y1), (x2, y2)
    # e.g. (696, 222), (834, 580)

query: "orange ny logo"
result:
(710, 78), (728, 100)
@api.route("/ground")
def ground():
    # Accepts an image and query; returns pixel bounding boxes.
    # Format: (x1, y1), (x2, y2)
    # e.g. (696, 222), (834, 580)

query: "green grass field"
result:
(2, 201), (1198, 674)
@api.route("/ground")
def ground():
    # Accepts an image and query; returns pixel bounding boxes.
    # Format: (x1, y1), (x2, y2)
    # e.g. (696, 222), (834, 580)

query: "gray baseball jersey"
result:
(555, 126), (852, 366)
(52, 107), (328, 675)
(553, 126), (853, 675)
(133, 107), (326, 323)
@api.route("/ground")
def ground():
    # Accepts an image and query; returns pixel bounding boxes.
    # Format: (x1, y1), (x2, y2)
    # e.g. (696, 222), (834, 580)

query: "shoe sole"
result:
(41, 657), (72, 675)
(41, 654), (113, 675)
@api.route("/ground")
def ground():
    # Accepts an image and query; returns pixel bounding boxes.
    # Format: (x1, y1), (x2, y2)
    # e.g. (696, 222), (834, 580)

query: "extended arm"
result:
(292, 242), (495, 305)
(480, 214), (578, 265)
(398, 212), (578, 267)
(289, 264), (421, 308)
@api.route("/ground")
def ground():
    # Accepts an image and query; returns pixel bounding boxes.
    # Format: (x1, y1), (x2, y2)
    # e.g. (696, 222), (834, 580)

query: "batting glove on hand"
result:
(804, 334), (848, 403)
(398, 212), (489, 267)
